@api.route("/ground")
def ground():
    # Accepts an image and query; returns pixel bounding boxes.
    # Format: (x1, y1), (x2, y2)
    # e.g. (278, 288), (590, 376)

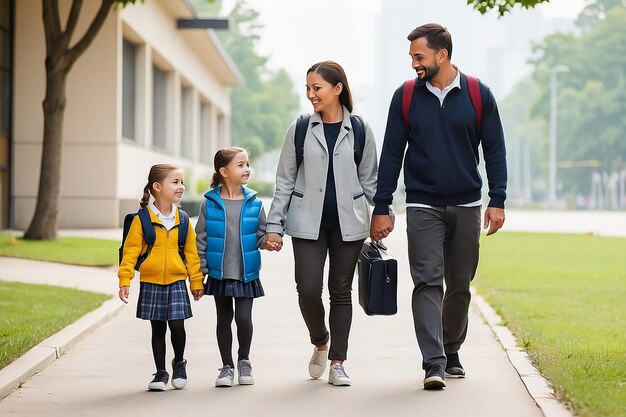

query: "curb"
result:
(471, 291), (575, 417)
(0, 298), (123, 401)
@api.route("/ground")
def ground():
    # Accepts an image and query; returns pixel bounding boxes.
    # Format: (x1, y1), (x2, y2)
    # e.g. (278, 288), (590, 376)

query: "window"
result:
(200, 102), (211, 163)
(152, 65), (168, 149)
(180, 86), (193, 158)
(121, 39), (136, 140)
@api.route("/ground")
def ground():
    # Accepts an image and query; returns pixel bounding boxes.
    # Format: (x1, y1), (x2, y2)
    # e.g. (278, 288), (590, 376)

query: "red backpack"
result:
(401, 75), (482, 130)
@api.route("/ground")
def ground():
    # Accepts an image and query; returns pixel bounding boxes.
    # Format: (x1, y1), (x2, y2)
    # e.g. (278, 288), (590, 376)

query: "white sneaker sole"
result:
(423, 376), (446, 389)
(172, 378), (187, 389)
(215, 379), (233, 387)
(148, 382), (166, 391)
(328, 378), (351, 386)
(238, 377), (254, 385)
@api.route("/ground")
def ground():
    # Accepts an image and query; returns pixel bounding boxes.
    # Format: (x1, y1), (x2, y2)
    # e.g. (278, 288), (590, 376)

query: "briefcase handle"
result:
(370, 240), (387, 251)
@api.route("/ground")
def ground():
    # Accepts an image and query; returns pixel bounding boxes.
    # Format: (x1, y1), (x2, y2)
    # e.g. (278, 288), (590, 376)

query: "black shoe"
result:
(171, 359), (188, 389)
(423, 363), (446, 390)
(148, 370), (169, 391)
(445, 352), (465, 378)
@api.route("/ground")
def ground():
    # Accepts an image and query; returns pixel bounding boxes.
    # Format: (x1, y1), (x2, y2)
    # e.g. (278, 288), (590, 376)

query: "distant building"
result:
(2, 0), (242, 229)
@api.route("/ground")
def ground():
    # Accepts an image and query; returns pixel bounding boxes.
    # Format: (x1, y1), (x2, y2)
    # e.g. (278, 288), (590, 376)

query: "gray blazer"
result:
(267, 107), (378, 241)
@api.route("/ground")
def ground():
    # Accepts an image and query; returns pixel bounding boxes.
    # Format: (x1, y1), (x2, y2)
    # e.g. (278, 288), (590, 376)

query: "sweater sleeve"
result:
(194, 200), (209, 276)
(358, 120), (378, 207)
(373, 86), (408, 215)
(266, 121), (298, 235)
(479, 84), (508, 208)
(256, 205), (267, 250)
(183, 221), (204, 291)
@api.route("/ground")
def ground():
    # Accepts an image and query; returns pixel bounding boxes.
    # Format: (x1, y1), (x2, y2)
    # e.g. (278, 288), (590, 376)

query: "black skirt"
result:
(204, 277), (265, 298)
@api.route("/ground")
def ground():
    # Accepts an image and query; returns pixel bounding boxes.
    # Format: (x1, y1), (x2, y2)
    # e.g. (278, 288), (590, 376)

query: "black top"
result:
(321, 121), (342, 225)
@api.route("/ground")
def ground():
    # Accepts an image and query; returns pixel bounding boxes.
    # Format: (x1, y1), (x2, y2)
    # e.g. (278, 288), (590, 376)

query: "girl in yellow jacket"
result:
(118, 164), (204, 391)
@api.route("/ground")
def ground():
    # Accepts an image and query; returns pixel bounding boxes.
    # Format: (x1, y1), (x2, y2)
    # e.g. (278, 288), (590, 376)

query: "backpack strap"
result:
(402, 78), (416, 130)
(135, 207), (156, 270)
(466, 75), (482, 129)
(401, 75), (483, 130)
(295, 114), (311, 170)
(349, 115), (365, 166)
(177, 209), (189, 264)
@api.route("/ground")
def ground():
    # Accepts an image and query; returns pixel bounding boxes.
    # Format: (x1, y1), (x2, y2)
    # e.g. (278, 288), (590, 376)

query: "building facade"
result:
(6, 0), (241, 229)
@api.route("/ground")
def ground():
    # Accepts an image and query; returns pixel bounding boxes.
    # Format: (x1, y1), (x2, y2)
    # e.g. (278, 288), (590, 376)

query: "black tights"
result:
(214, 296), (254, 368)
(150, 319), (186, 371)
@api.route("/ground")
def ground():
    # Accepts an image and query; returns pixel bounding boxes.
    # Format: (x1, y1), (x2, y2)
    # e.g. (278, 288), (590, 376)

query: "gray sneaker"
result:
(308, 346), (328, 379)
(237, 360), (254, 385)
(215, 365), (234, 387)
(328, 364), (351, 386)
(424, 363), (446, 390)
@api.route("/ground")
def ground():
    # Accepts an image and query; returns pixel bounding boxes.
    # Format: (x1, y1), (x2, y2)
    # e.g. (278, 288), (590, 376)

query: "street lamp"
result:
(548, 65), (569, 209)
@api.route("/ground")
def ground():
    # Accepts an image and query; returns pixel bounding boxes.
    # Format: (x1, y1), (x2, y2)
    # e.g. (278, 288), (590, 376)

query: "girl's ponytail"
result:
(210, 172), (222, 189)
(140, 184), (151, 208)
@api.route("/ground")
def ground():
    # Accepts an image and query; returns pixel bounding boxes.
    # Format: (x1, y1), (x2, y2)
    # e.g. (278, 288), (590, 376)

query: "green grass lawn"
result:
(0, 234), (119, 266)
(0, 281), (111, 369)
(474, 232), (626, 417)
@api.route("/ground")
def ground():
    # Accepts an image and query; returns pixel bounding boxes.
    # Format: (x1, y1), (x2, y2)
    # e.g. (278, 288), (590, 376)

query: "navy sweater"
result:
(373, 73), (507, 214)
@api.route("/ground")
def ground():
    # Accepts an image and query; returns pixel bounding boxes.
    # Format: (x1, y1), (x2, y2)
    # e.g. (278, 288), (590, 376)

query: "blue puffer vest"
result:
(203, 186), (262, 283)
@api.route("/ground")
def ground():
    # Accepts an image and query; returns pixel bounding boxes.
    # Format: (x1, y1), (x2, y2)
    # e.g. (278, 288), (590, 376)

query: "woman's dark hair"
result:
(407, 23), (453, 60)
(211, 146), (248, 188)
(140, 164), (180, 208)
(307, 61), (353, 113)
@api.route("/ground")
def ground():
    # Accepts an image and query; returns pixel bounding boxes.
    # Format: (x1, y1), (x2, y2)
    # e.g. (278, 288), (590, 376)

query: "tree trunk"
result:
(22, 0), (118, 240)
(23, 65), (67, 240)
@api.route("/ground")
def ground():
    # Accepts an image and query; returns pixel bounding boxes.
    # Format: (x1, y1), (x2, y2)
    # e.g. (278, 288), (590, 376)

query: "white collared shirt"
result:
(148, 202), (177, 231)
(426, 68), (461, 107)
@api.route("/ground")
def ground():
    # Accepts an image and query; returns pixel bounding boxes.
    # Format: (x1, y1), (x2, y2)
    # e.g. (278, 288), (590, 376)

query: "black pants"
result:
(292, 224), (364, 361)
(150, 320), (185, 371)
(214, 296), (254, 368)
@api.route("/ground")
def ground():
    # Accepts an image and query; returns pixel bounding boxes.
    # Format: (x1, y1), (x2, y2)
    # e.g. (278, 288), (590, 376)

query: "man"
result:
(371, 23), (507, 390)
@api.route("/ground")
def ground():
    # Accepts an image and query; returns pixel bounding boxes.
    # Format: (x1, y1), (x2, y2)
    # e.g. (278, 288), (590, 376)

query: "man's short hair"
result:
(407, 23), (453, 60)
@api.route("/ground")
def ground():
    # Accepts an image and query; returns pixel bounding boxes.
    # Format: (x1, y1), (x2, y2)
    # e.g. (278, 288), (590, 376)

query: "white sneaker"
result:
(237, 360), (254, 385)
(328, 364), (351, 386)
(308, 346), (328, 379)
(215, 365), (234, 387)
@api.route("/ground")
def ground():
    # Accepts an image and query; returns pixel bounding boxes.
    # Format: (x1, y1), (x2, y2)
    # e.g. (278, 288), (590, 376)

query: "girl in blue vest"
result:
(195, 147), (268, 387)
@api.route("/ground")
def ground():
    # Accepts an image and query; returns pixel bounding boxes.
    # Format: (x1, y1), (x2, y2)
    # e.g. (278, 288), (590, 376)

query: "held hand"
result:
(483, 207), (505, 236)
(265, 233), (283, 252)
(119, 286), (130, 304)
(370, 215), (394, 241)
(191, 289), (204, 301)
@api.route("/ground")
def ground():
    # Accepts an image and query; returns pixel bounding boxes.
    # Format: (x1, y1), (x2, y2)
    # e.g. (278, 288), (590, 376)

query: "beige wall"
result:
(12, 0), (238, 229)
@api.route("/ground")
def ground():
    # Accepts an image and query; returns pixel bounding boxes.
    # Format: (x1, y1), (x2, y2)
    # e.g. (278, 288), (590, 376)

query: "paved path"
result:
(0, 211), (565, 417)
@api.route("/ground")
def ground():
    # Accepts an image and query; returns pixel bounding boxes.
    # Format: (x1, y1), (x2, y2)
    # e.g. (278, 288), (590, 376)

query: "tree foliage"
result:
(467, 0), (549, 17)
(191, 0), (299, 156)
(503, 1), (626, 204)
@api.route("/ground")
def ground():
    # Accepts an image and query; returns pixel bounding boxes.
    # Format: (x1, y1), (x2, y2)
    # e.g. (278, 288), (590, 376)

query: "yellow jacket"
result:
(118, 207), (204, 291)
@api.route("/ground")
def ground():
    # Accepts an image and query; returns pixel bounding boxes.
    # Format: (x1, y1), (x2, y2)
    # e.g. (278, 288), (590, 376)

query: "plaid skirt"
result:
(204, 277), (265, 298)
(136, 280), (192, 321)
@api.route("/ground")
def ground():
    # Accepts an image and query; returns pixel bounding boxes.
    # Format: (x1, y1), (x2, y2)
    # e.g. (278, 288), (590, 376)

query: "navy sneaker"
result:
(445, 352), (465, 378)
(148, 370), (169, 391)
(423, 363), (446, 390)
(171, 359), (188, 389)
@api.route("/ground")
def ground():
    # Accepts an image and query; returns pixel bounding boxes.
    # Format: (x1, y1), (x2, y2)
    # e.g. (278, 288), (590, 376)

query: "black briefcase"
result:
(357, 241), (398, 316)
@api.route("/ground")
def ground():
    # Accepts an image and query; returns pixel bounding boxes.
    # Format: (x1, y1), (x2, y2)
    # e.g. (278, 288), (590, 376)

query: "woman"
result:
(265, 61), (377, 386)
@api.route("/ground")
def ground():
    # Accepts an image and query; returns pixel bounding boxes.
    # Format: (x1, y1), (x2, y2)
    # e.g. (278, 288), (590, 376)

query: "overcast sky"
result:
(223, 0), (583, 86)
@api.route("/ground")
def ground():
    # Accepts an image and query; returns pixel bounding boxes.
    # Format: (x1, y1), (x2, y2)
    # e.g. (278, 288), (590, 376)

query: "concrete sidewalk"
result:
(0, 213), (569, 417)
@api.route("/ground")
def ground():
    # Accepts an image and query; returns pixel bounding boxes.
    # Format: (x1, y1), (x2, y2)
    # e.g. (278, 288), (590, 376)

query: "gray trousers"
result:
(292, 224), (364, 361)
(406, 206), (481, 369)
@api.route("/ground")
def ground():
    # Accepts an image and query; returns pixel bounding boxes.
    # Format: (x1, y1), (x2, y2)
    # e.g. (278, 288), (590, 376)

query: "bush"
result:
(247, 179), (275, 197)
